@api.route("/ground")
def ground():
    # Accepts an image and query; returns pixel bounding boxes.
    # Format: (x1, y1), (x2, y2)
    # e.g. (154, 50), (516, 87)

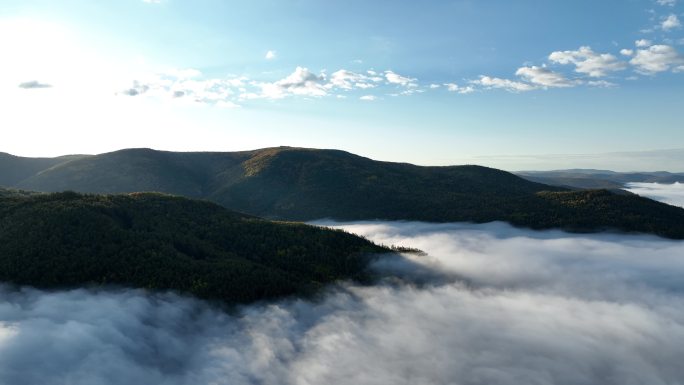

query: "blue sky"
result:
(1, 0), (683, 170)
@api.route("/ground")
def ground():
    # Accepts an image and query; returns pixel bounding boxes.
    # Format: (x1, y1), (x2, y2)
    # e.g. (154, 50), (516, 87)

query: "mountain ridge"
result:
(3, 147), (684, 239)
(517, 169), (684, 190)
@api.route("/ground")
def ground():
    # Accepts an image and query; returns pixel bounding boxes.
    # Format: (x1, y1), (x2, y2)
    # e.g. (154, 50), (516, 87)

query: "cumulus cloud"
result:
(630, 44), (684, 74)
(662, 14), (682, 30)
(118, 69), (246, 106)
(120, 80), (149, 96)
(265, 50), (276, 60)
(384, 70), (417, 87)
(620, 48), (634, 56)
(3, 221), (684, 385)
(359, 95), (376, 101)
(636, 39), (653, 48)
(549, 46), (627, 77)
(471, 75), (536, 92)
(259, 67), (328, 98)
(106, 63), (426, 104)
(657, 0), (676, 5)
(625, 182), (684, 207)
(252, 67), (410, 99)
(515, 65), (575, 88)
(18, 80), (52, 89)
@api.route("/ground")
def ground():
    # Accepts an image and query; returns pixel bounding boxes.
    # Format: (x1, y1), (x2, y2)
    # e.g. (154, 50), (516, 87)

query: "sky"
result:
(1, 0), (683, 170)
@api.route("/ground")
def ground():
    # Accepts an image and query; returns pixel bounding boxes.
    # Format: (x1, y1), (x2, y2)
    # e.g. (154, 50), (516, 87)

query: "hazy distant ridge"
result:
(517, 169), (684, 190)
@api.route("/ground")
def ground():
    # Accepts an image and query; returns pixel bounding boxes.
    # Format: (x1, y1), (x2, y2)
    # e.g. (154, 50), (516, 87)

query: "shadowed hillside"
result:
(5, 147), (684, 238)
(0, 152), (88, 187)
(0, 190), (387, 303)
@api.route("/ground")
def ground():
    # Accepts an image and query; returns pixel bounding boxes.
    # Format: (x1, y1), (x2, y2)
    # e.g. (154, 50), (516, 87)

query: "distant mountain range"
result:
(3, 147), (684, 238)
(517, 169), (684, 190)
(0, 190), (386, 303)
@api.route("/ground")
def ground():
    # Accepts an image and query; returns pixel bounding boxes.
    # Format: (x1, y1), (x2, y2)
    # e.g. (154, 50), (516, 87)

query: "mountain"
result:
(0, 190), (386, 303)
(5, 147), (684, 238)
(517, 169), (684, 190)
(0, 152), (88, 187)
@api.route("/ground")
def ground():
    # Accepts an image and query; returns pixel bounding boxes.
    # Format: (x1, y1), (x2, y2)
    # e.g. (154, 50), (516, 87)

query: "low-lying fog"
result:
(625, 181), (684, 208)
(2, 221), (684, 385)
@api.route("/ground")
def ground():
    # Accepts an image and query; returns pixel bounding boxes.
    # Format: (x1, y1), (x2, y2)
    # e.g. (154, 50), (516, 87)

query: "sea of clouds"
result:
(2, 220), (684, 385)
(625, 181), (684, 208)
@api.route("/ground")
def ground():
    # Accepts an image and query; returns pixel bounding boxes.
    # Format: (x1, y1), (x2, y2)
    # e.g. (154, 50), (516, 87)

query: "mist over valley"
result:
(3, 221), (684, 384)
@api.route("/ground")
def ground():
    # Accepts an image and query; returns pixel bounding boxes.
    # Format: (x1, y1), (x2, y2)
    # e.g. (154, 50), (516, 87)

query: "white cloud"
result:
(114, 66), (424, 104)
(118, 70), (247, 106)
(472, 76), (536, 92)
(549, 46), (627, 77)
(630, 44), (684, 74)
(328, 70), (376, 90)
(515, 66), (575, 88)
(444, 83), (475, 94)
(259, 67), (327, 99)
(662, 14), (682, 30)
(142, 0), (162, 3)
(250, 67), (420, 100)
(636, 39), (653, 48)
(620, 49), (634, 56)
(656, 0), (676, 5)
(265, 50), (276, 60)
(429, 84), (441, 89)
(384, 70), (417, 87)
(626, 182), (684, 207)
(359, 95), (377, 101)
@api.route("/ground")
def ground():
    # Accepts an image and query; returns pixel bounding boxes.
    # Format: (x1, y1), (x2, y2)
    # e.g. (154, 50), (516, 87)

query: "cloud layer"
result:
(2, 221), (684, 385)
(625, 182), (684, 207)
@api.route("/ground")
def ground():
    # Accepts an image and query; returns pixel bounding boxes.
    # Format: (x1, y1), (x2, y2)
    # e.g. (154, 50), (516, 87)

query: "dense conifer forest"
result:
(0, 190), (387, 303)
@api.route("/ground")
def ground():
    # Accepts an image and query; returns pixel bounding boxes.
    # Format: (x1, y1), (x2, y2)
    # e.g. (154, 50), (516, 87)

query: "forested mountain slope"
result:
(0, 190), (386, 303)
(4, 147), (684, 238)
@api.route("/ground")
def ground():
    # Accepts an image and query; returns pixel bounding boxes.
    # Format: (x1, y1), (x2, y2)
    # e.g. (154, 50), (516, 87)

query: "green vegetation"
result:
(526, 190), (684, 238)
(0, 191), (387, 303)
(4, 147), (684, 238)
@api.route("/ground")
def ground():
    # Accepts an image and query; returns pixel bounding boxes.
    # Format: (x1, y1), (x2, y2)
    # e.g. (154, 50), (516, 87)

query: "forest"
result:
(0, 190), (388, 303)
